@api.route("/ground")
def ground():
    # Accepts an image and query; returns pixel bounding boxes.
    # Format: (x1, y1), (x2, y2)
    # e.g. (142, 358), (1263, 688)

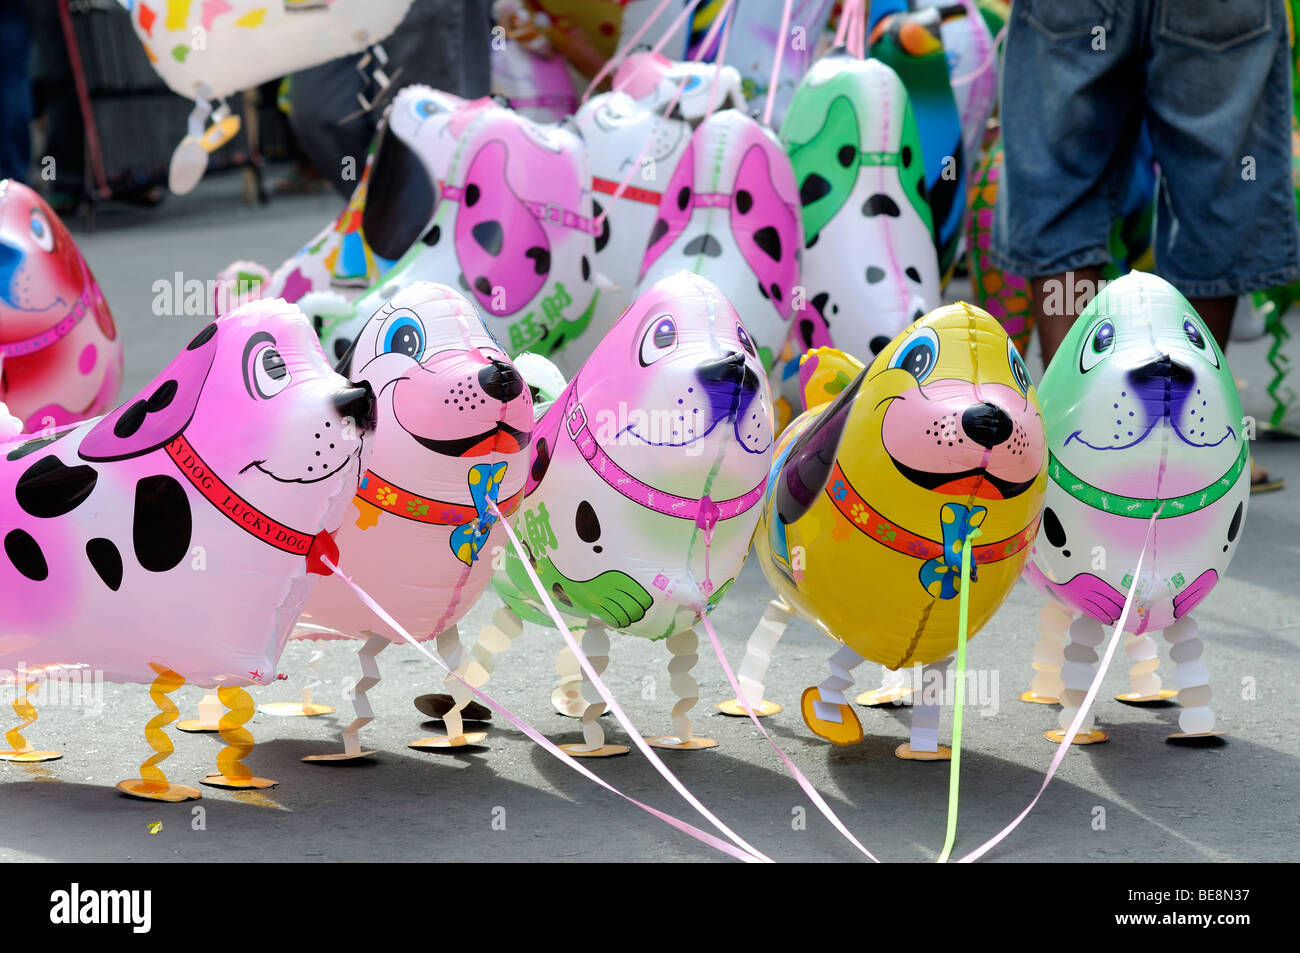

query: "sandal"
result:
(1251, 461), (1284, 494)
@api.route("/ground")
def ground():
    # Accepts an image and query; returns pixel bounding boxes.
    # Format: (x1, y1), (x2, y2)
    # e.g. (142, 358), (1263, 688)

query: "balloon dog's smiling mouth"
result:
(889, 456), (1038, 501)
(1065, 423), (1235, 452)
(411, 422), (528, 457)
(243, 442), (363, 485)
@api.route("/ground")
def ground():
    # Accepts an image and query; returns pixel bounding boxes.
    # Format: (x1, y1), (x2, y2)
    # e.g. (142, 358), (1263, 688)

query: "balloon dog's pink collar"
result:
(165, 432), (339, 575)
(561, 386), (767, 530)
(0, 284), (94, 358)
(440, 183), (601, 235)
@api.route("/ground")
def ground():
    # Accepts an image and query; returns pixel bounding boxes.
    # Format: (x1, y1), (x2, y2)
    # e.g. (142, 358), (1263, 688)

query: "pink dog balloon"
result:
(321, 103), (600, 366)
(0, 300), (376, 789)
(291, 282), (534, 757)
(431, 271), (774, 754)
(637, 109), (804, 372)
(0, 181), (122, 432)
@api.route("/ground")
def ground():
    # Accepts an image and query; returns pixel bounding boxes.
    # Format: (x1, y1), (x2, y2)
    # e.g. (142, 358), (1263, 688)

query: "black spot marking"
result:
(805, 231), (819, 249)
(86, 538), (123, 591)
(423, 224), (441, 246)
(114, 400), (149, 439)
(901, 145), (912, 168)
(464, 183), (481, 207)
(531, 437), (551, 483)
(334, 337), (353, 362)
(525, 246), (550, 275)
(917, 176), (928, 201)
(799, 319), (816, 347)
(552, 582), (573, 607)
(811, 291), (830, 316)
(800, 174), (831, 206)
(133, 475), (191, 573)
(458, 273), (471, 292)
(752, 226), (782, 262)
(148, 379), (178, 413)
(471, 220), (504, 256)
(648, 218), (669, 248)
(869, 335), (890, 355)
(575, 500), (601, 543)
(4, 529), (47, 581)
(905, 266), (922, 283)
(769, 283), (782, 302)
(862, 194), (901, 217)
(593, 201), (610, 253)
(684, 234), (723, 258)
(16, 456), (98, 518)
(187, 323), (217, 350)
(1043, 506), (1067, 548)
(736, 190), (753, 214)
(866, 266), (886, 284)
(6, 429), (71, 462)
(837, 145), (855, 167)
(475, 276), (492, 296)
(581, 256), (591, 281)
(1228, 501), (1243, 542)
(677, 186), (691, 210)
(757, 282), (770, 300)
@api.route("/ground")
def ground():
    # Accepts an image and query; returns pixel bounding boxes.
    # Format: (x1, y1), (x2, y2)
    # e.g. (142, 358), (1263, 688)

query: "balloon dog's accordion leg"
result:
(559, 620), (629, 758)
(552, 641), (586, 717)
(1044, 617), (1109, 745)
(1116, 630), (1175, 704)
(717, 599), (792, 717)
(1020, 603), (1071, 705)
(647, 628), (718, 750)
(0, 679), (61, 763)
(1164, 617), (1220, 739)
(303, 632), (388, 762)
(857, 664), (915, 707)
(116, 664), (201, 801)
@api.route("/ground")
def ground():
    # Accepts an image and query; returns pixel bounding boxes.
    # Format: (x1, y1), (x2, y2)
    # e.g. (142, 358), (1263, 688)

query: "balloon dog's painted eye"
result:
(243, 332), (292, 400)
(1182, 313), (1219, 367)
(639, 313), (678, 365)
(1081, 320), (1114, 373)
(890, 327), (939, 383)
(736, 322), (756, 357)
(29, 208), (53, 253)
(1008, 336), (1033, 394)
(383, 313), (425, 360)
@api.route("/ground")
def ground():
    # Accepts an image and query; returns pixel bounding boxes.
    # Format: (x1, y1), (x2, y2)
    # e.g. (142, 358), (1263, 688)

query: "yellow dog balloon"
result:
(722, 302), (1047, 758)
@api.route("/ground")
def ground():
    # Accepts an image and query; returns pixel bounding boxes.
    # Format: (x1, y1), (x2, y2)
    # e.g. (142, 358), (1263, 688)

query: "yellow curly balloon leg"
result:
(0, 680), (61, 762)
(201, 685), (277, 790)
(116, 663), (201, 801)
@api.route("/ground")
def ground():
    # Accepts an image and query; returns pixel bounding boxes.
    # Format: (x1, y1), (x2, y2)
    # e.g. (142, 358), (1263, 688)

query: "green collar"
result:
(1047, 440), (1248, 518)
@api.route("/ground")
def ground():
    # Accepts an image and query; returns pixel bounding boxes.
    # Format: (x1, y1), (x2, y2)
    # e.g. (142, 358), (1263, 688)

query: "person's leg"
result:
(1145, 0), (1300, 488)
(990, 1), (1144, 375)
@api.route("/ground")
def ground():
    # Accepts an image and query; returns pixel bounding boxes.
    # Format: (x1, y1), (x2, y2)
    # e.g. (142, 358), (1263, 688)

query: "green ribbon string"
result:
(938, 525), (981, 864)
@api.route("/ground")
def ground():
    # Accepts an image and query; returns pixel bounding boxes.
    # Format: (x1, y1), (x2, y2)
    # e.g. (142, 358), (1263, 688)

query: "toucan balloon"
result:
(729, 303), (1046, 755)
(869, 7), (965, 285)
(1023, 272), (1248, 740)
(637, 109), (803, 372)
(0, 180), (122, 433)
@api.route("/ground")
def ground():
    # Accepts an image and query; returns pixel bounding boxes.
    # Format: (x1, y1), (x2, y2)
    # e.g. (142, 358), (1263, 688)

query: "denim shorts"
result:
(991, 0), (1300, 298)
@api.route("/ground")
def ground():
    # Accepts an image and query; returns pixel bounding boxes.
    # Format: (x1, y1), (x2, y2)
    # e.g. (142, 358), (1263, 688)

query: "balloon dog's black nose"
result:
(961, 402), (1013, 448)
(478, 358), (524, 402)
(334, 381), (377, 431)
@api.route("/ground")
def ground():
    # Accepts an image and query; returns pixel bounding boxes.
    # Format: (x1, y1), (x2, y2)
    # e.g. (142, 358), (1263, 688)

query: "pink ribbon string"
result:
(318, 554), (763, 863)
(762, 0), (796, 128)
(955, 509), (1161, 863)
(699, 613), (881, 861)
(486, 500), (775, 863)
(581, 0), (704, 104)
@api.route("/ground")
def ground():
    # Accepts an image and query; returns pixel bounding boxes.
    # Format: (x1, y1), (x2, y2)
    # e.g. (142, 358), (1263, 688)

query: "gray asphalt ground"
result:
(3, 169), (1298, 864)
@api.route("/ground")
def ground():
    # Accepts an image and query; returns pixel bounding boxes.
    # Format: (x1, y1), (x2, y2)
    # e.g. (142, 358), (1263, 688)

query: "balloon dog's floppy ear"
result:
(774, 367), (866, 526)
(79, 322), (219, 463)
(361, 118), (439, 262)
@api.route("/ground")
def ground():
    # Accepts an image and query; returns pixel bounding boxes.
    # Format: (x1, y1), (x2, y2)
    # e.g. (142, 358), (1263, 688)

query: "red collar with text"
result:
(165, 433), (339, 575)
(355, 469), (523, 524)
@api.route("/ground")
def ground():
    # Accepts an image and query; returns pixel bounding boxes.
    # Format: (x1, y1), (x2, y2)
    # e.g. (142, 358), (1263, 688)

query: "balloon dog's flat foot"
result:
(894, 743), (952, 761)
(1018, 690), (1059, 705)
(301, 750), (377, 763)
(258, 701), (336, 717)
(856, 686), (914, 707)
(716, 698), (783, 717)
(1044, 729), (1108, 745)
(1114, 690), (1178, 705)
(645, 736), (718, 750)
(116, 779), (202, 802)
(800, 687), (863, 746)
(560, 743), (629, 758)
(175, 720), (221, 733)
(1167, 730), (1228, 744)
(408, 732), (489, 751)
(201, 774), (278, 790)
(413, 694), (493, 722)
(0, 749), (62, 763)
